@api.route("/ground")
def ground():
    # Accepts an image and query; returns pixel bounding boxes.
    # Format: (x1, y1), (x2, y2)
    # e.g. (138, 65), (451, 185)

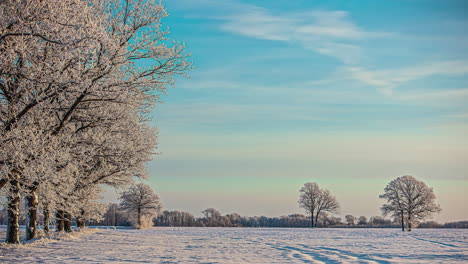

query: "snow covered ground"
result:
(1, 227), (467, 263)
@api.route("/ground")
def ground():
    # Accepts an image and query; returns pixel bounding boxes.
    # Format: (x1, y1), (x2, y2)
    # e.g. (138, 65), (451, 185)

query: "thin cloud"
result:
(220, 8), (390, 64)
(172, 0), (467, 97)
(347, 60), (468, 95)
(173, 0), (390, 65)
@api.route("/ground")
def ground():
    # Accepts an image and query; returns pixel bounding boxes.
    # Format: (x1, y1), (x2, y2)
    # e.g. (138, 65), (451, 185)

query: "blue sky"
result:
(136, 0), (468, 222)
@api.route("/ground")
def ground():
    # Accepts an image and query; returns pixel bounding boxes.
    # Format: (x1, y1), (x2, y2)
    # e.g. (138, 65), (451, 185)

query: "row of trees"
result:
(342, 215), (393, 226)
(6, 202), (458, 230)
(0, 183), (162, 229)
(0, 176), (446, 231)
(78, 175), (444, 231)
(154, 175), (442, 230)
(153, 210), (399, 228)
(298, 176), (441, 231)
(93, 207), (393, 228)
(0, 0), (190, 243)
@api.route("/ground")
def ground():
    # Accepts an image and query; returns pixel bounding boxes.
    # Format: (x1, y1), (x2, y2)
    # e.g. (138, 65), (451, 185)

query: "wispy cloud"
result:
(220, 9), (390, 64)
(347, 60), (468, 95)
(171, 0), (468, 102)
(171, 0), (468, 100)
(172, 0), (390, 64)
(223, 10), (387, 41)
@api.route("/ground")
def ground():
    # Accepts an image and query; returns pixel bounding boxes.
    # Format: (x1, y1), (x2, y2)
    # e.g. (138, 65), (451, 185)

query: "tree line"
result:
(98, 175), (445, 230)
(4, 199), (461, 230)
(0, 0), (190, 244)
(152, 175), (442, 230)
(0, 175), (459, 239)
(93, 206), (396, 228)
(96, 207), (461, 229)
(153, 210), (398, 228)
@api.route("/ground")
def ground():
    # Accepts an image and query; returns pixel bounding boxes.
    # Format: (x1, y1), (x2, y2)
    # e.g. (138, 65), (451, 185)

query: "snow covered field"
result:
(1, 227), (467, 263)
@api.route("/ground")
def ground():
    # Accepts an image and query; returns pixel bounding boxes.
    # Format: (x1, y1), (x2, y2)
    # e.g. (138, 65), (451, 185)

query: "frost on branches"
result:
(380, 175), (441, 231)
(298, 183), (340, 228)
(0, 0), (191, 243)
(119, 183), (162, 229)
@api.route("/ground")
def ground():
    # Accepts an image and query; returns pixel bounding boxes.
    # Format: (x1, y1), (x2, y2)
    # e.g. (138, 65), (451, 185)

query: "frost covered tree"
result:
(226, 213), (241, 227)
(345, 215), (356, 226)
(380, 175), (441, 231)
(155, 210), (196, 227)
(358, 216), (368, 225)
(298, 183), (340, 227)
(120, 183), (162, 229)
(50, 103), (157, 232)
(369, 216), (391, 226)
(202, 208), (222, 227)
(102, 203), (127, 226)
(317, 212), (342, 227)
(1, 0), (190, 243)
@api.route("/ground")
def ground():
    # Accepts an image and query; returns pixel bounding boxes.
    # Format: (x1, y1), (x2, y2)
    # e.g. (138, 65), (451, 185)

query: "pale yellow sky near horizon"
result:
(102, 125), (468, 224)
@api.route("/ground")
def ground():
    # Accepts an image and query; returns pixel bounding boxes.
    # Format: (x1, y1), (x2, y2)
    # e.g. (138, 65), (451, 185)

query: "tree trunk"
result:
(400, 210), (405, 232)
(314, 210), (320, 228)
(44, 208), (50, 234)
(76, 209), (86, 231)
(64, 212), (72, 232)
(407, 213), (412, 232)
(6, 178), (20, 244)
(310, 213), (314, 228)
(137, 207), (141, 229)
(76, 219), (85, 229)
(25, 190), (39, 240)
(113, 207), (117, 226)
(56, 210), (65, 232)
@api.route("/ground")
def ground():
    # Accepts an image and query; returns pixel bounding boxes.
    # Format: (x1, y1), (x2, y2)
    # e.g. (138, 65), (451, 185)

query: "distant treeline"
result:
(417, 221), (468, 229)
(153, 210), (396, 228)
(90, 205), (467, 229)
(1, 205), (464, 229)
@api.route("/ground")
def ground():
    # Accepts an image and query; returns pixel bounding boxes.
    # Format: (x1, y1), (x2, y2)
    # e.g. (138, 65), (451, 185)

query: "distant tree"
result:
(345, 215), (356, 226)
(154, 210), (196, 227)
(220, 216), (232, 227)
(226, 213), (241, 227)
(102, 203), (128, 226)
(417, 221), (442, 228)
(332, 217), (343, 226)
(443, 221), (468, 229)
(286, 214), (306, 227)
(318, 212), (342, 227)
(120, 184), (162, 229)
(298, 182), (340, 227)
(380, 175), (441, 231)
(358, 216), (368, 225)
(202, 208), (222, 227)
(369, 216), (390, 226)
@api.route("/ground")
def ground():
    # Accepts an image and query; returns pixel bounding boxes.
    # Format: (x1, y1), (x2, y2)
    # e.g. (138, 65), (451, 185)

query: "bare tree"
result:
(380, 175), (441, 231)
(202, 208), (222, 227)
(120, 183), (162, 229)
(357, 216), (368, 225)
(155, 210), (195, 227)
(298, 182), (340, 227)
(226, 213), (241, 227)
(345, 215), (355, 226)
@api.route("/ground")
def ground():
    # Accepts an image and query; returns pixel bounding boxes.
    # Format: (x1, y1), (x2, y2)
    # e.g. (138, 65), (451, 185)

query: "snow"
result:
(1, 227), (467, 263)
